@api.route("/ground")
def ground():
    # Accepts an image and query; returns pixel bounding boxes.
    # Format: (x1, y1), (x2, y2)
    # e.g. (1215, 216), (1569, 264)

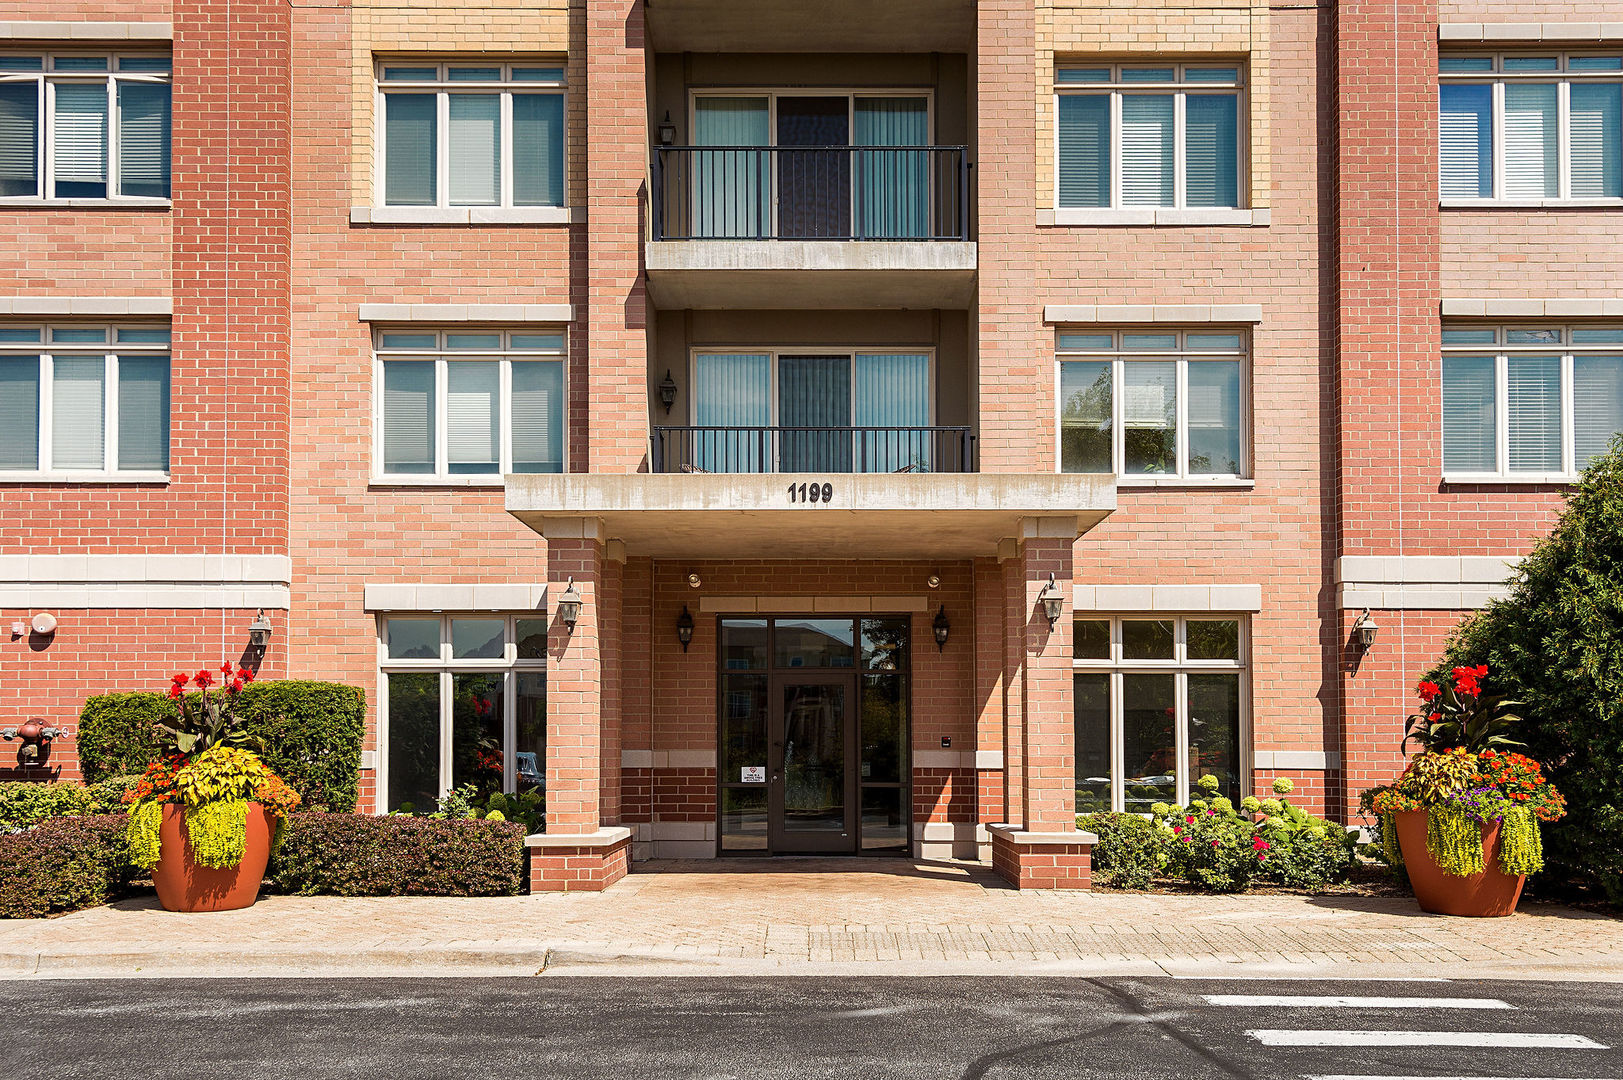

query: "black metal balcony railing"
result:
(652, 145), (970, 241)
(652, 426), (976, 474)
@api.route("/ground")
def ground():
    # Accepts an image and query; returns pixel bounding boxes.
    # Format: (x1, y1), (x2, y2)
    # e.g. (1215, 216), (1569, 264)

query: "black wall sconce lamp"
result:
(1037, 572), (1064, 629)
(658, 369), (678, 414)
(247, 609), (273, 648)
(1352, 608), (1379, 651)
(932, 605), (950, 651)
(657, 111), (677, 146)
(556, 577), (583, 632)
(676, 605), (695, 652)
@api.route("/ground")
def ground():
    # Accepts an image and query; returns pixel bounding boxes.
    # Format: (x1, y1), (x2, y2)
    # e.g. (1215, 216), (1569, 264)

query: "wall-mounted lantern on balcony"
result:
(556, 577), (583, 633)
(932, 605), (950, 651)
(657, 111), (677, 146)
(1352, 608), (1379, 651)
(1037, 572), (1063, 630)
(658, 369), (679, 414)
(676, 605), (695, 652)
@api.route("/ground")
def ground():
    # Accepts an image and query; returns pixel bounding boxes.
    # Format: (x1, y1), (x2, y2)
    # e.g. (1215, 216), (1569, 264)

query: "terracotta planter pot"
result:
(1394, 809), (1526, 917)
(151, 802), (274, 912)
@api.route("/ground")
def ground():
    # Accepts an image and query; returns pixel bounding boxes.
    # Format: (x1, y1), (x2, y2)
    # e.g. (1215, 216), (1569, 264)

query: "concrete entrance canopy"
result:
(645, 0), (975, 53)
(644, 242), (977, 310)
(506, 473), (1114, 559)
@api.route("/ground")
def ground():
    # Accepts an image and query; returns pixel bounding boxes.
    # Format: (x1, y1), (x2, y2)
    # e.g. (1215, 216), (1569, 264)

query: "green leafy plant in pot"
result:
(1361, 664), (1565, 916)
(124, 663), (301, 912)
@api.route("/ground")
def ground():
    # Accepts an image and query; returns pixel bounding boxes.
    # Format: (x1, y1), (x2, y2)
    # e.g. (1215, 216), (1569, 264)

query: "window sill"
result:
(1117, 476), (1255, 489)
(1039, 208), (1268, 228)
(1441, 199), (1623, 211)
(351, 206), (574, 226)
(0, 471), (169, 484)
(0, 198), (171, 211)
(1442, 473), (1576, 486)
(370, 476), (506, 488)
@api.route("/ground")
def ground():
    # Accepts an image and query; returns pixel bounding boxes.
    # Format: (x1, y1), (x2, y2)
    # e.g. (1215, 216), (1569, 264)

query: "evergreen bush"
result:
(1432, 440), (1623, 902)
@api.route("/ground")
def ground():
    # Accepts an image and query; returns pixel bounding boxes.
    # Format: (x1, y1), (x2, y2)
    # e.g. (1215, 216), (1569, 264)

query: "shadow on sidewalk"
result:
(635, 856), (1016, 889)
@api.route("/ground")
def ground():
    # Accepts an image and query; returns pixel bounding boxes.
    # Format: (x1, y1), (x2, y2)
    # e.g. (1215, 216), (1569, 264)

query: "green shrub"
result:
(77, 681), (366, 812)
(0, 782), (94, 829)
(230, 682), (366, 812)
(76, 692), (170, 783)
(0, 814), (134, 918)
(88, 774), (141, 813)
(270, 813), (526, 897)
(1079, 812), (1169, 889)
(1430, 440), (1623, 902)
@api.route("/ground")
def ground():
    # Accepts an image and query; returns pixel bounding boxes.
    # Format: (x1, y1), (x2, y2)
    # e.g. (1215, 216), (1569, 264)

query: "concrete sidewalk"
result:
(2, 858), (1619, 980)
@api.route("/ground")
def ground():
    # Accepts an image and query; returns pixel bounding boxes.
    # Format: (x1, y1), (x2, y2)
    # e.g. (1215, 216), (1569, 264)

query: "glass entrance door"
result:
(717, 616), (911, 855)
(770, 673), (855, 852)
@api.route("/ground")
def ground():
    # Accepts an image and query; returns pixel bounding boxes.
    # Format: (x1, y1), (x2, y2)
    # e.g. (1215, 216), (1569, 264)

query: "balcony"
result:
(646, 145), (976, 309)
(652, 425), (976, 474)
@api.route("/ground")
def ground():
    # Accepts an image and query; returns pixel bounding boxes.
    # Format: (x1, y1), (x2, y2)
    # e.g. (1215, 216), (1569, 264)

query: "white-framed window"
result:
(1073, 615), (1248, 813)
(374, 328), (566, 482)
(0, 53), (171, 202)
(687, 347), (936, 472)
(1442, 325), (1623, 481)
(376, 61), (565, 209)
(1440, 53), (1623, 203)
(1056, 329), (1248, 481)
(0, 324), (170, 479)
(1055, 63), (1243, 209)
(378, 614), (547, 814)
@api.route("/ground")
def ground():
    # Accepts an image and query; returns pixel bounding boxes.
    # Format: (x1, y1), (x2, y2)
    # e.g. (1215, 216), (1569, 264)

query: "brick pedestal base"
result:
(988, 824), (1095, 890)
(527, 828), (633, 892)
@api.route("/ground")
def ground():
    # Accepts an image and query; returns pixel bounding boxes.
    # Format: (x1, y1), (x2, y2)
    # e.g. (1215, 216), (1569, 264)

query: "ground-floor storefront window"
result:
(1073, 615), (1246, 813)
(379, 615), (546, 813)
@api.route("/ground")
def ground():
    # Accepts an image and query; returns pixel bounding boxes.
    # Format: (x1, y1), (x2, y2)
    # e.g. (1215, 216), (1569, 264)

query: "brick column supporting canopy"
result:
(989, 521), (1094, 889)
(535, 519), (630, 891)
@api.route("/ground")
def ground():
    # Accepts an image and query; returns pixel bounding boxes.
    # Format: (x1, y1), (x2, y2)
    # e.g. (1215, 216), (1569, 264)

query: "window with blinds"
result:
(375, 329), (566, 481)
(378, 62), (565, 209)
(1442, 325), (1623, 479)
(1057, 329), (1247, 479)
(0, 53), (170, 201)
(1440, 54), (1623, 203)
(0, 324), (170, 476)
(1056, 64), (1243, 210)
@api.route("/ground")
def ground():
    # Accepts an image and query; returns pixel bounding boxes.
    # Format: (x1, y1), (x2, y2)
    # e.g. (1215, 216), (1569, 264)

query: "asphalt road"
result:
(4, 976), (1620, 1079)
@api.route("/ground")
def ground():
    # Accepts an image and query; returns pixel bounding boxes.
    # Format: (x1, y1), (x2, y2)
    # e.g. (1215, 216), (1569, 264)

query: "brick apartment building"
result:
(2, 0), (1618, 890)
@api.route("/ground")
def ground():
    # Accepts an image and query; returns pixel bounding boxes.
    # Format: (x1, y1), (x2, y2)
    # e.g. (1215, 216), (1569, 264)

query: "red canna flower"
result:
(1417, 680), (1440, 702)
(221, 661), (234, 676)
(167, 685), (182, 700)
(240, 666), (256, 684)
(193, 669), (213, 689)
(171, 673), (188, 687)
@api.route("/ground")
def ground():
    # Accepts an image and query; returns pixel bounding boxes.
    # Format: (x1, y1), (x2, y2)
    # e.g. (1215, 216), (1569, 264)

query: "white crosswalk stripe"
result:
(1207, 994), (1515, 1009)
(1250, 1029), (1608, 1049)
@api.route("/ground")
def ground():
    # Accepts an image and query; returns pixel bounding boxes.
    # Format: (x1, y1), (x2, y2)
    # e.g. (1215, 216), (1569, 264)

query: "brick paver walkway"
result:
(2, 859), (1618, 979)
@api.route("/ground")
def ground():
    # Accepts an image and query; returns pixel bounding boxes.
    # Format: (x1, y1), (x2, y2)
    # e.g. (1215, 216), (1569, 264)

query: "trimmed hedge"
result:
(0, 814), (134, 918)
(77, 681), (366, 812)
(271, 813), (527, 897)
(0, 776), (139, 830)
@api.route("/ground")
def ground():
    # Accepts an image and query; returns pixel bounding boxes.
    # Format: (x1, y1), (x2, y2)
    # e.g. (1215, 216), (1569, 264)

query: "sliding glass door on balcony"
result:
(689, 350), (933, 473)
(688, 93), (932, 240)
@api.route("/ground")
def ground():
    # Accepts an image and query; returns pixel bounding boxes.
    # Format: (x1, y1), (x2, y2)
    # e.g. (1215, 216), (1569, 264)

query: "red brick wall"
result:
(0, 608), (284, 783)
(914, 767), (974, 824)
(651, 766), (714, 823)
